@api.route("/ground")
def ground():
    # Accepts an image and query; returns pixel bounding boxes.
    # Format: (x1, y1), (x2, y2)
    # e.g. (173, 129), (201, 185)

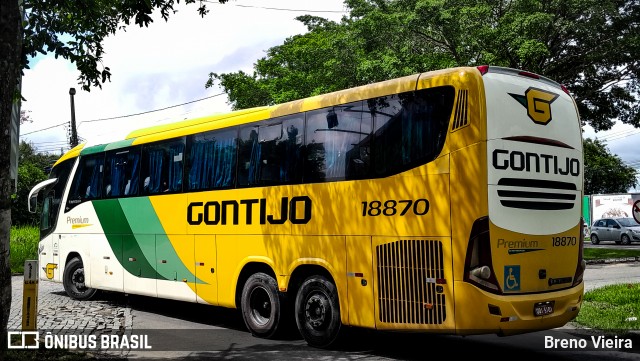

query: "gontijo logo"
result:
(509, 87), (559, 125)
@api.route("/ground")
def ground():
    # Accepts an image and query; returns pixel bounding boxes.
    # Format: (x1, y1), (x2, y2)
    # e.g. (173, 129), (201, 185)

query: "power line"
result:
(204, 1), (347, 13)
(78, 92), (226, 125)
(596, 126), (637, 138)
(21, 92), (227, 137)
(600, 130), (640, 142)
(232, 4), (346, 13)
(29, 140), (68, 145)
(19, 122), (67, 136)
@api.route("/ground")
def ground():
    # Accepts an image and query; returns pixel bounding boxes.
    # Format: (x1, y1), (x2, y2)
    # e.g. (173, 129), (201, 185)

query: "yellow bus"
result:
(29, 66), (585, 347)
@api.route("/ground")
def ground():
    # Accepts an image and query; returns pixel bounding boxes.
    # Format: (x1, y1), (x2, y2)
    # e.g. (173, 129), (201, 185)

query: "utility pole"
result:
(69, 87), (78, 147)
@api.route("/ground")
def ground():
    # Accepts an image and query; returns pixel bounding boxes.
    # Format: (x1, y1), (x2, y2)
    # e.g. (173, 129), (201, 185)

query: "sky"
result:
(19, 0), (348, 152)
(582, 124), (640, 193)
(18, 0), (640, 191)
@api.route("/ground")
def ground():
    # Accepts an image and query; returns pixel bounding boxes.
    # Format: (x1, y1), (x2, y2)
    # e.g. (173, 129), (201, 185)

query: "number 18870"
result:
(361, 199), (429, 217)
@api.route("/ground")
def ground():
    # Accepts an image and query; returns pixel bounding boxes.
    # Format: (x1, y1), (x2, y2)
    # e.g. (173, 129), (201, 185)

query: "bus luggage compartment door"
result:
(373, 236), (454, 330)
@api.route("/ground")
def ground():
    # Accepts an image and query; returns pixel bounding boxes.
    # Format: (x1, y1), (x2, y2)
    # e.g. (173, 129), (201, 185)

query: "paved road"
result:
(584, 262), (640, 292)
(9, 261), (640, 360)
(8, 275), (132, 333)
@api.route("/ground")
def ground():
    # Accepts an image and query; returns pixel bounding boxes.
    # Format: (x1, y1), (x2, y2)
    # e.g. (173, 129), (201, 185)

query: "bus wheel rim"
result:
(72, 268), (86, 291)
(305, 292), (330, 329)
(249, 287), (271, 326)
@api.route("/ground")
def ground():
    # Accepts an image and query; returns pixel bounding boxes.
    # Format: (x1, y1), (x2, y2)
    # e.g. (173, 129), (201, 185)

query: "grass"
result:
(583, 247), (640, 261)
(576, 244), (640, 331)
(575, 283), (640, 331)
(10, 225), (39, 274)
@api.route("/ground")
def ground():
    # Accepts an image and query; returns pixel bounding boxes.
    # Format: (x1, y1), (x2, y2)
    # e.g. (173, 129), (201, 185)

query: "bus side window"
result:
(141, 138), (185, 195)
(187, 129), (237, 191)
(370, 87), (454, 177)
(237, 115), (304, 187)
(276, 116), (304, 184)
(304, 101), (370, 182)
(68, 154), (105, 204)
(104, 148), (141, 198)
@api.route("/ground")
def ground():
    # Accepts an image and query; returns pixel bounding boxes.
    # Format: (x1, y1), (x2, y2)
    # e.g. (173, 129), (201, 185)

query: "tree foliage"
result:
(209, 0), (640, 134)
(11, 142), (58, 226)
(583, 138), (637, 194)
(0, 0), (228, 351)
(22, 0), (227, 91)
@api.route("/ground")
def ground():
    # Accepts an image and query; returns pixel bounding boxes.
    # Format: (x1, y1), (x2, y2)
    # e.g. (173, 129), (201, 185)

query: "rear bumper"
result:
(454, 280), (584, 335)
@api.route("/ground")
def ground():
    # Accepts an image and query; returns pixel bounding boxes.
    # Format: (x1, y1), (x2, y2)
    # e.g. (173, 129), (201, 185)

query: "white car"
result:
(590, 217), (640, 245)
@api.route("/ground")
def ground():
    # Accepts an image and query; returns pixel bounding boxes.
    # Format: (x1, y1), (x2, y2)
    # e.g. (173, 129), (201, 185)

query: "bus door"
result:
(194, 235), (218, 305)
(29, 179), (59, 282)
(346, 236), (374, 328)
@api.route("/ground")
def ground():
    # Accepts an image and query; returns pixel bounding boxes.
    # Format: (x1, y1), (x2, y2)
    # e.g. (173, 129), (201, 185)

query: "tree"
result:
(583, 138), (637, 194)
(0, 0), (227, 351)
(20, 109), (31, 124)
(209, 0), (640, 131)
(11, 142), (58, 226)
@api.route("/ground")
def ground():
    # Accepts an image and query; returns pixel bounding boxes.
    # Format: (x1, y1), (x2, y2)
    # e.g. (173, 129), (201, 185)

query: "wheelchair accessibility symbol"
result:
(504, 265), (520, 291)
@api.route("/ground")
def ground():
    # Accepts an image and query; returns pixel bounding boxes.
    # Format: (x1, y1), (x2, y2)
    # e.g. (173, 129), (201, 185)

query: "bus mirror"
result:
(27, 178), (58, 213)
(28, 194), (37, 213)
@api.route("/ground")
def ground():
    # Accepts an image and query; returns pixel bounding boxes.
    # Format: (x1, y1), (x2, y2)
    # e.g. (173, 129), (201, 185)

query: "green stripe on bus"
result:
(80, 144), (108, 155)
(104, 139), (135, 152)
(93, 199), (165, 280)
(119, 197), (203, 284)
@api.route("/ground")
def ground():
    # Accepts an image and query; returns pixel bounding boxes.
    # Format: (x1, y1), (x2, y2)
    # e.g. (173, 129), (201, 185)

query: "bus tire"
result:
(240, 272), (282, 338)
(294, 275), (341, 348)
(63, 257), (97, 300)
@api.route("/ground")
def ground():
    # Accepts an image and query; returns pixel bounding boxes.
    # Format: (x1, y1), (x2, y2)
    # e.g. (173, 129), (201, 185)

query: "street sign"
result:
(633, 200), (640, 224)
(22, 260), (38, 346)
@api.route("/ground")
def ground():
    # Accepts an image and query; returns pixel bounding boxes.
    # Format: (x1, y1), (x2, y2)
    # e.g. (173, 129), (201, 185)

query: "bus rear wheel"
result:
(295, 275), (341, 348)
(63, 257), (97, 300)
(240, 272), (282, 338)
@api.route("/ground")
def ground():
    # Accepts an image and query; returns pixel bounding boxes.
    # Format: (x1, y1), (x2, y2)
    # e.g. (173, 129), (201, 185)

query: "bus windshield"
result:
(39, 158), (75, 238)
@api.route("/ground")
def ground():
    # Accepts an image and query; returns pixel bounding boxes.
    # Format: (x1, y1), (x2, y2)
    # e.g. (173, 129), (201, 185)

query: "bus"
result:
(28, 66), (585, 348)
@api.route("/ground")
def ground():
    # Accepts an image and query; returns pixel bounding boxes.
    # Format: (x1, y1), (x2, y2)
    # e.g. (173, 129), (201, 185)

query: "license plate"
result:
(534, 301), (554, 316)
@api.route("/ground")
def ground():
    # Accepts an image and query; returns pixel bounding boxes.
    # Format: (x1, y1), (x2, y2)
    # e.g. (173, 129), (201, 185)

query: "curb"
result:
(586, 257), (640, 265)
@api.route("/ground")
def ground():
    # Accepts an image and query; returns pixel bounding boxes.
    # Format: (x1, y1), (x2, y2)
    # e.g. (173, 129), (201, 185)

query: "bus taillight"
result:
(464, 217), (502, 294)
(517, 70), (540, 79)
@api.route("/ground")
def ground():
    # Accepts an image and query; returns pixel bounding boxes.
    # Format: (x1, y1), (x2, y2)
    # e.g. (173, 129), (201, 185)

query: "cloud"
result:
(20, 0), (346, 151)
(21, 0), (637, 193)
(583, 123), (640, 192)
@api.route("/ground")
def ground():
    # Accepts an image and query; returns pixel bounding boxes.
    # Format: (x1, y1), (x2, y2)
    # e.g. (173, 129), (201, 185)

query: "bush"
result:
(10, 225), (40, 274)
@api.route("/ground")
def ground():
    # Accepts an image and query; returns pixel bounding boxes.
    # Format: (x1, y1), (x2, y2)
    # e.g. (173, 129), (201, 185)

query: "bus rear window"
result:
(371, 86), (455, 177)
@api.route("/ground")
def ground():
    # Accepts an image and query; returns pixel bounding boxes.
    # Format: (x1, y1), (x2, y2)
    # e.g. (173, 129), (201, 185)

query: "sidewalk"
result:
(8, 275), (133, 333)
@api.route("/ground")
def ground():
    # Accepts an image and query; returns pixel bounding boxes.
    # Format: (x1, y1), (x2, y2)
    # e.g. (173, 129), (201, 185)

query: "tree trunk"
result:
(0, 0), (22, 354)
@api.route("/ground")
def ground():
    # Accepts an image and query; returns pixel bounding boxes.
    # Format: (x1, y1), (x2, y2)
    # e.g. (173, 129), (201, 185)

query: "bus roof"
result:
(52, 142), (85, 167)
(52, 66), (484, 167)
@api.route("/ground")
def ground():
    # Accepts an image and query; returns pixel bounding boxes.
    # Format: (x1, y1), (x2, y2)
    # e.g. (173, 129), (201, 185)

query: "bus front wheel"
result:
(240, 272), (282, 338)
(63, 257), (97, 300)
(295, 275), (341, 348)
